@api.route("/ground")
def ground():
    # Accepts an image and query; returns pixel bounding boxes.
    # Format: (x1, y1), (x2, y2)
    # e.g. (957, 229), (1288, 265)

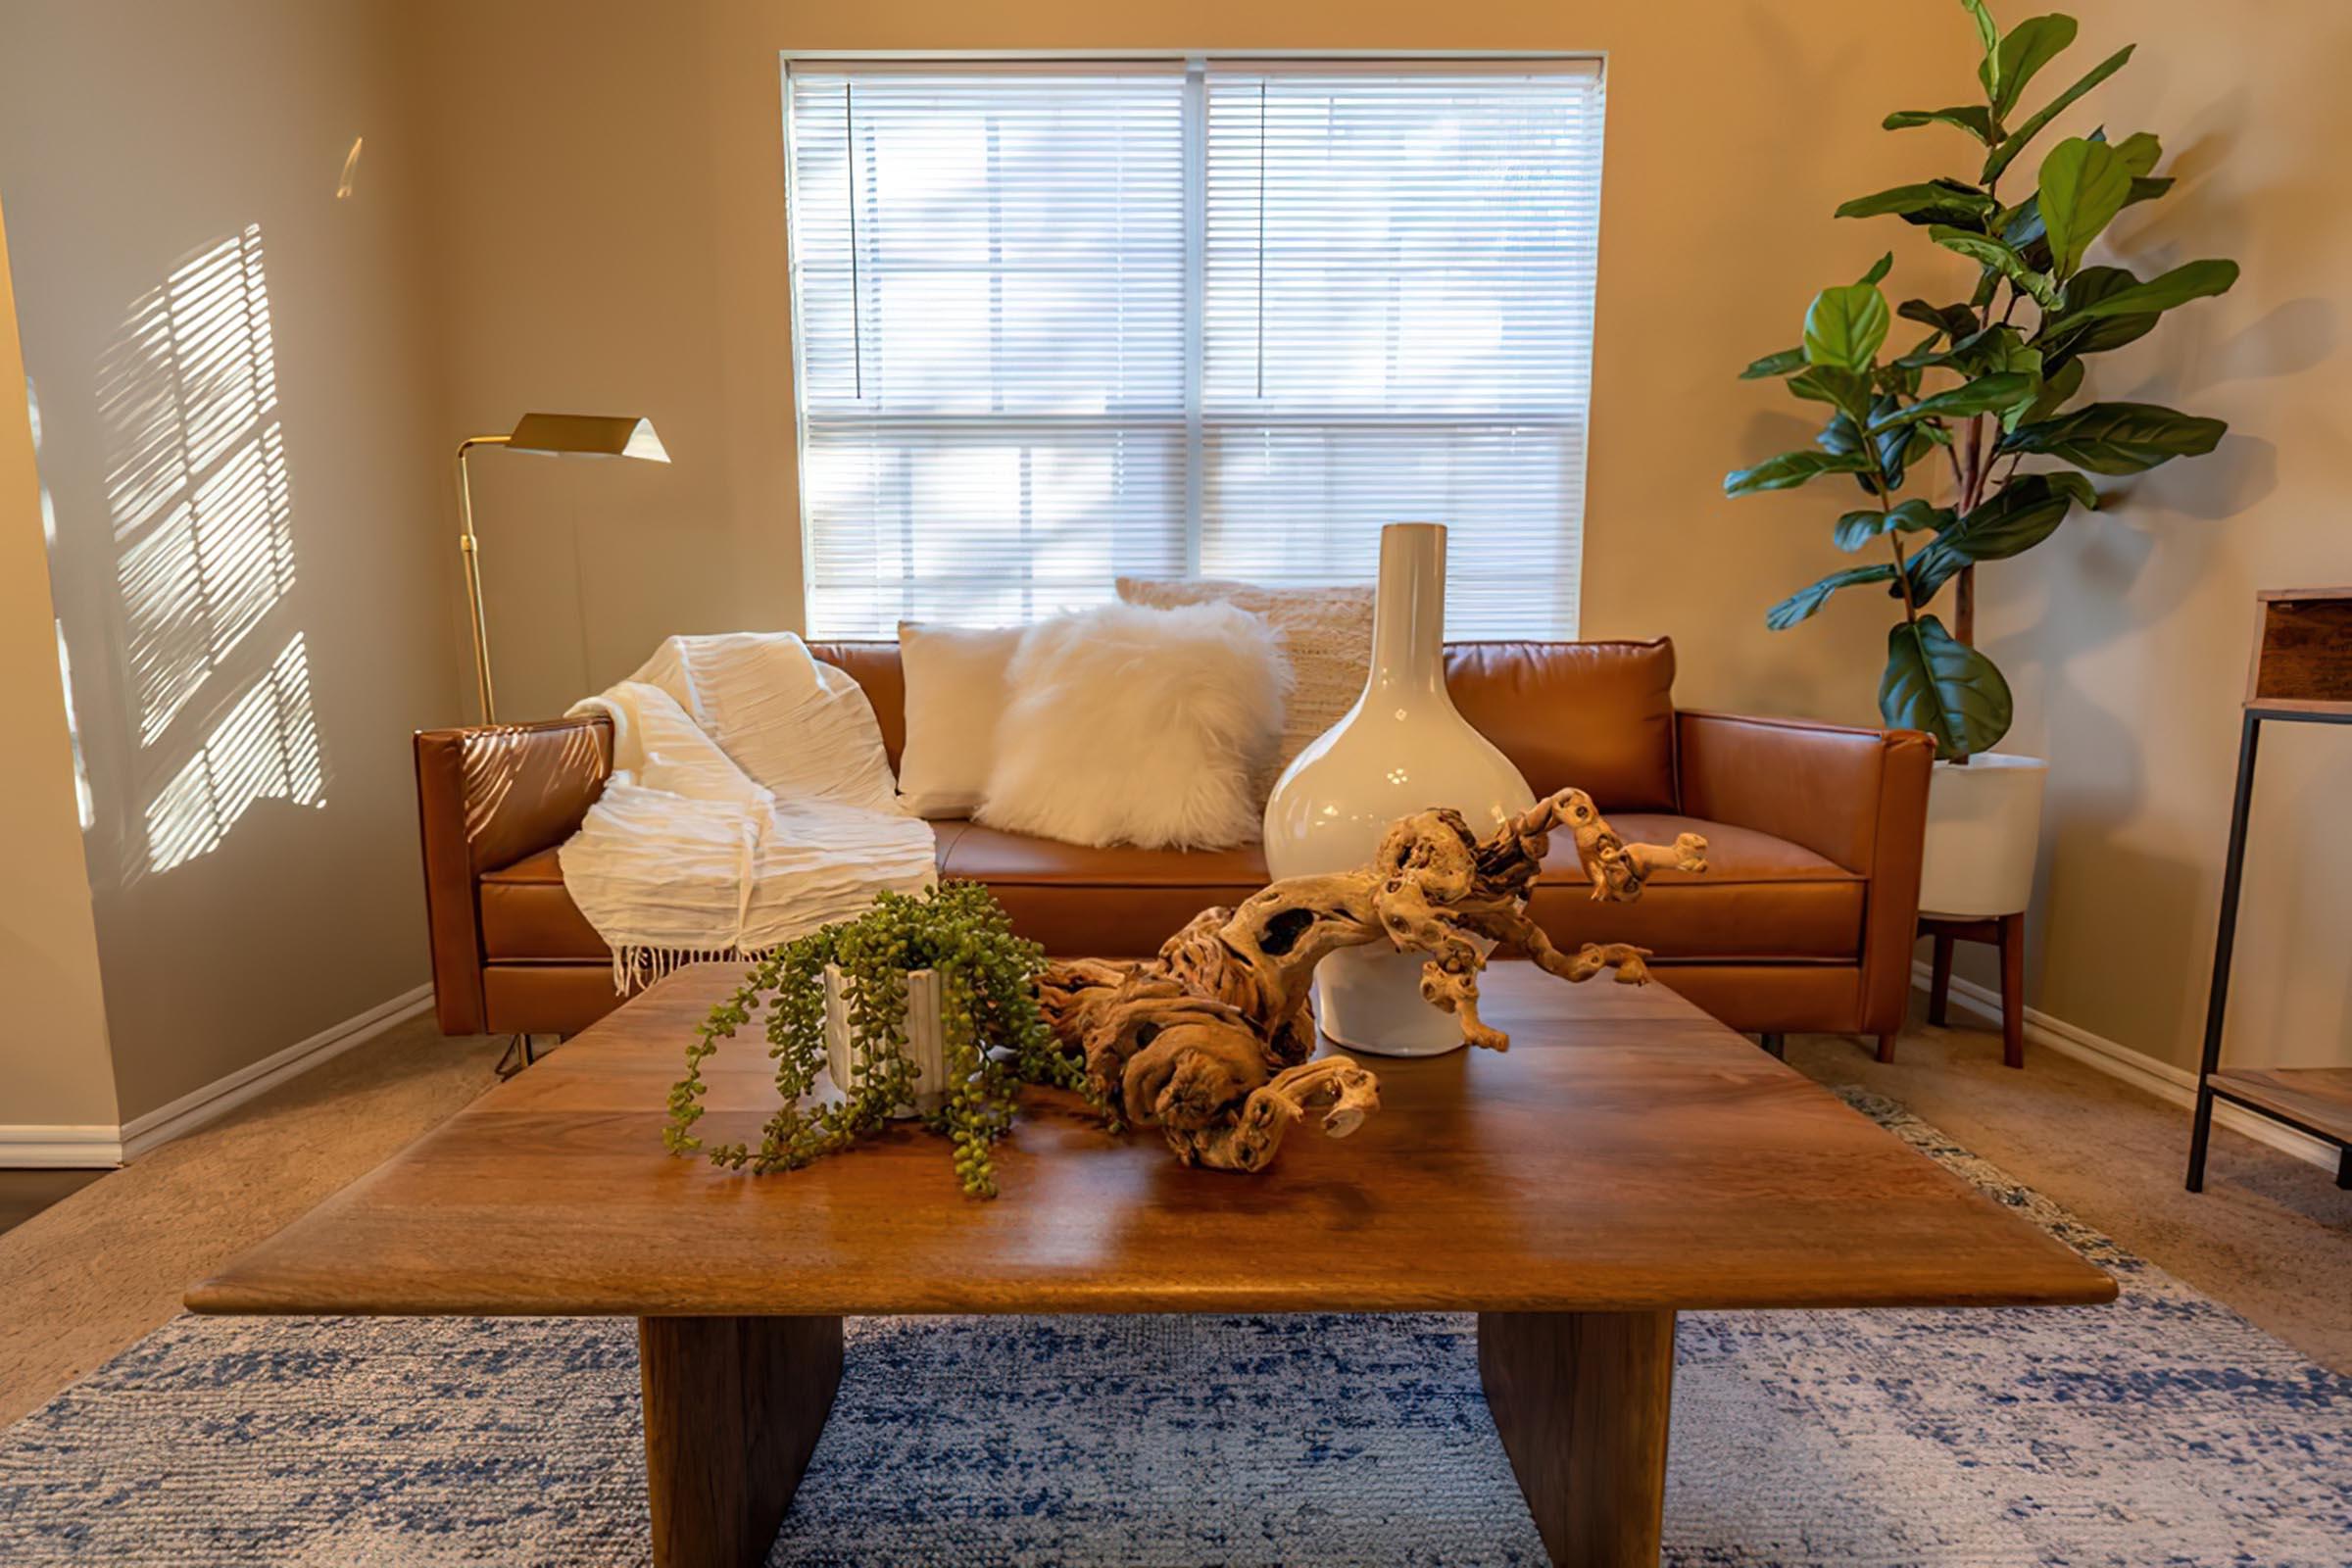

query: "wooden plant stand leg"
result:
(1997, 912), (2026, 1069)
(1479, 1310), (1676, 1568)
(1916, 914), (2027, 1070)
(639, 1315), (843, 1568)
(1927, 933), (1955, 1027)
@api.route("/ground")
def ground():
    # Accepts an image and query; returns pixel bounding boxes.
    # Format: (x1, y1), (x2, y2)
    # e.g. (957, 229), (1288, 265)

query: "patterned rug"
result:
(1, 1096), (2345, 1567)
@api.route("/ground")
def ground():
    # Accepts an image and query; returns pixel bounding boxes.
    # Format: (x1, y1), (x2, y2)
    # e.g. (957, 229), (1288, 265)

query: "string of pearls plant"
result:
(663, 882), (1110, 1199)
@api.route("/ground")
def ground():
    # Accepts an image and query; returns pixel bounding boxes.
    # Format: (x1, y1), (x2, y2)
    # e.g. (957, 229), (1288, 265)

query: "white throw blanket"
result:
(560, 632), (937, 992)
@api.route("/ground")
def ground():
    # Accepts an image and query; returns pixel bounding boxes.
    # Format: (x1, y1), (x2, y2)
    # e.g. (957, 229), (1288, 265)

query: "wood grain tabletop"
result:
(190, 963), (2116, 1319)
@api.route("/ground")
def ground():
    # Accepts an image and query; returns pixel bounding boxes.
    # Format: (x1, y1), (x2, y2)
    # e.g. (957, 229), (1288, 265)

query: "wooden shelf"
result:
(2207, 1068), (2352, 1148)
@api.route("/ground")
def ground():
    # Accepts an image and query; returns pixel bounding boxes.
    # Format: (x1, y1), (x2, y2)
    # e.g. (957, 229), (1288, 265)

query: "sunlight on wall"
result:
(93, 224), (323, 876)
(143, 631), (321, 873)
(25, 373), (97, 828)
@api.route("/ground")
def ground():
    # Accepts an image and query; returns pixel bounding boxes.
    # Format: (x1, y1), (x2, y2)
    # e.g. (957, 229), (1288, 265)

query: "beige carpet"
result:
(1787, 1000), (2352, 1374)
(1, 996), (2344, 1431)
(0, 1014), (504, 1428)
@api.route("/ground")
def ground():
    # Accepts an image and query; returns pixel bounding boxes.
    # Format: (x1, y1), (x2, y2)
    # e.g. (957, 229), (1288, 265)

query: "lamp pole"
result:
(454, 433), (511, 723)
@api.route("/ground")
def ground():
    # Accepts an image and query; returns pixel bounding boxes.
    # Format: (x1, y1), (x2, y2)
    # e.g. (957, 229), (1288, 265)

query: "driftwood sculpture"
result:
(1038, 788), (1708, 1174)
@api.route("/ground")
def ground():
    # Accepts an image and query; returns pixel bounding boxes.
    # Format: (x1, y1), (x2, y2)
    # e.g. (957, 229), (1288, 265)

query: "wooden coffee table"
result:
(192, 963), (2112, 1567)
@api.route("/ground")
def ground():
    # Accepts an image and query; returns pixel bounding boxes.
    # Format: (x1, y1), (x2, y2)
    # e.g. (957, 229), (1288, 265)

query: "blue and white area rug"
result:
(1, 1096), (2345, 1566)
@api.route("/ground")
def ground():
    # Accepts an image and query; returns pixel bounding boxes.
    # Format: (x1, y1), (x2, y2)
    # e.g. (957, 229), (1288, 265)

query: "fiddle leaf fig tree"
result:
(1727, 0), (2237, 760)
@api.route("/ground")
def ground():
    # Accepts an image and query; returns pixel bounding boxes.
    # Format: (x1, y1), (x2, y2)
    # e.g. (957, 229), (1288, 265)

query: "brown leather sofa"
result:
(416, 639), (1933, 1054)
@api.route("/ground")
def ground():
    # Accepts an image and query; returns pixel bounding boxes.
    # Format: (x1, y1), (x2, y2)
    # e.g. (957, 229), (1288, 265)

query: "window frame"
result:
(780, 50), (1608, 640)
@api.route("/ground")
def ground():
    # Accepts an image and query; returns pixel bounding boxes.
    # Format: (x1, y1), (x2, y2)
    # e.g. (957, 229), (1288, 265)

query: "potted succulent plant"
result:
(665, 882), (1107, 1198)
(1726, 0), (2237, 916)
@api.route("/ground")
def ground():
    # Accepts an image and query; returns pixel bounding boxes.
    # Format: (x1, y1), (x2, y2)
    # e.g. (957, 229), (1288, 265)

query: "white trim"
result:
(115, 983), (435, 1162)
(1911, 962), (2338, 1173)
(0, 1125), (123, 1168)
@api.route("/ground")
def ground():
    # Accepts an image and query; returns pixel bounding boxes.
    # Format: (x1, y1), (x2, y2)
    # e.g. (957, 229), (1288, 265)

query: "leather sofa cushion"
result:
(1445, 640), (1678, 811)
(481, 811), (1857, 967)
(807, 641), (907, 770)
(479, 849), (608, 961)
(1527, 813), (1862, 961)
(939, 823), (1269, 888)
(939, 823), (1271, 956)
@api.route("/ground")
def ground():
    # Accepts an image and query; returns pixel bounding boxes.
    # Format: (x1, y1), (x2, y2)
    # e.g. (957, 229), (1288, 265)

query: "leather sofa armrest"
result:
(415, 713), (614, 1033)
(1677, 710), (1933, 1038)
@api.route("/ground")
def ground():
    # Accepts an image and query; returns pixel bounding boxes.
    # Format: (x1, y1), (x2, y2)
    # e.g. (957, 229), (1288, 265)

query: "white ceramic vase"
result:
(1261, 522), (1537, 1055)
(1917, 754), (2049, 918)
(822, 963), (947, 1118)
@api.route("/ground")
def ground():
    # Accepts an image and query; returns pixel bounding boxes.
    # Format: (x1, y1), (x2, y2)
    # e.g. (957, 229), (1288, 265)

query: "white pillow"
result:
(1116, 577), (1373, 798)
(979, 602), (1291, 851)
(894, 621), (1023, 819)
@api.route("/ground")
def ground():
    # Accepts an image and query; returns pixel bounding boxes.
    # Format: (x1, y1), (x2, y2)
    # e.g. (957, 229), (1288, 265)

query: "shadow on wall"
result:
(89, 224), (326, 884)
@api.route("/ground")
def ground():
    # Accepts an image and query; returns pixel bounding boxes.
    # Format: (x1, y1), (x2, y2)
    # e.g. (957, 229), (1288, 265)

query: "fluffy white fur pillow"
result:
(1117, 576), (1373, 801)
(979, 603), (1291, 851)
(894, 621), (1024, 818)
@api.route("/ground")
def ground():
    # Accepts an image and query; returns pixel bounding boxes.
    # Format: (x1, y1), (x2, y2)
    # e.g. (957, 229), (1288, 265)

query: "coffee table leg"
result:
(1478, 1310), (1676, 1568)
(638, 1314), (844, 1568)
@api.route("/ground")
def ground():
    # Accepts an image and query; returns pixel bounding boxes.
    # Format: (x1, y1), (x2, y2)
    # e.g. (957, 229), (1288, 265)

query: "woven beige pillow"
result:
(1116, 576), (1374, 799)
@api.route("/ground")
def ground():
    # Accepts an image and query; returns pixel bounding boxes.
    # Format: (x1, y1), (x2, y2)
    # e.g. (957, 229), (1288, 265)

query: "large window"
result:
(785, 58), (1604, 639)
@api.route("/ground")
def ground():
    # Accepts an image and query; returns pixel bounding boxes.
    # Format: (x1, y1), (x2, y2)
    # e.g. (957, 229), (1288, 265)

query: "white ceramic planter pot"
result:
(822, 963), (947, 1117)
(1261, 522), (1537, 1056)
(1918, 754), (2049, 918)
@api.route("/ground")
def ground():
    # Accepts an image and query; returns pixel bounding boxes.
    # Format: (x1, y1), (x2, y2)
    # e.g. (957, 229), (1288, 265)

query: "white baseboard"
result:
(0, 1125), (124, 1167)
(6, 985), (436, 1168)
(113, 983), (435, 1162)
(1910, 961), (2338, 1173)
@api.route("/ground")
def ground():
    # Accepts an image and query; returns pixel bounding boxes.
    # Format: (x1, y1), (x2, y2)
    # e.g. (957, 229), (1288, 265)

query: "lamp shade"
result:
(504, 413), (668, 463)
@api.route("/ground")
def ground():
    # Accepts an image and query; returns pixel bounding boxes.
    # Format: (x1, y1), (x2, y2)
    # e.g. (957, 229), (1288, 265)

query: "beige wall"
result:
(0, 194), (119, 1135)
(0, 1), (467, 1123)
(409, 0), (2352, 1079)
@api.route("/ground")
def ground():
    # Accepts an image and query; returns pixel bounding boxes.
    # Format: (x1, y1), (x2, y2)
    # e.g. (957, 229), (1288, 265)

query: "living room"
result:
(1, 0), (2345, 1563)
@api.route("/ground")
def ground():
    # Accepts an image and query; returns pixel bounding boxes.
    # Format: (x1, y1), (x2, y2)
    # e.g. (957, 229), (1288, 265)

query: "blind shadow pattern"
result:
(92, 224), (323, 878)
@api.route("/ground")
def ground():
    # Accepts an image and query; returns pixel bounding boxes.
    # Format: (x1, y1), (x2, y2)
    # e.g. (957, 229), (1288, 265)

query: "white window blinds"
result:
(786, 59), (1604, 639)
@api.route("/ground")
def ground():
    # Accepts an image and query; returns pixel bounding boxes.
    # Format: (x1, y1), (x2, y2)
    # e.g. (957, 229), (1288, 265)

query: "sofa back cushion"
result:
(808, 641), (909, 767)
(809, 634), (1680, 812)
(1444, 640), (1679, 811)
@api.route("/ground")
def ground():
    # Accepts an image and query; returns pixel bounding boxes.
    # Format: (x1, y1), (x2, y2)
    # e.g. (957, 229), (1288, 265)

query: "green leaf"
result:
(1999, 401), (2228, 473)
(1960, 0), (2003, 86)
(1899, 299), (1981, 339)
(1725, 449), (1876, 497)
(1963, 324), (2045, 378)
(1867, 372), (2040, 432)
(2017, 356), (2084, 425)
(1740, 346), (1807, 379)
(1857, 251), (1894, 287)
(2112, 130), (2161, 176)
(2051, 258), (2239, 321)
(1881, 614), (2013, 760)
(1929, 225), (2062, 308)
(2125, 175), (2174, 207)
(2037, 136), (2132, 274)
(1836, 180), (1999, 226)
(2034, 265), (2159, 367)
(1803, 283), (1891, 371)
(1835, 498), (1951, 552)
(1983, 44), (2135, 183)
(1788, 365), (1876, 421)
(1989, 14), (2080, 116)
(1998, 193), (2046, 255)
(1883, 104), (1996, 141)
(1903, 472), (2084, 601)
(1768, 564), (1896, 630)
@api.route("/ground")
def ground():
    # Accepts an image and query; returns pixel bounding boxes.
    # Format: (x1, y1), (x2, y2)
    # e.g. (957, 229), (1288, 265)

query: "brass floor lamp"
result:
(454, 413), (668, 723)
